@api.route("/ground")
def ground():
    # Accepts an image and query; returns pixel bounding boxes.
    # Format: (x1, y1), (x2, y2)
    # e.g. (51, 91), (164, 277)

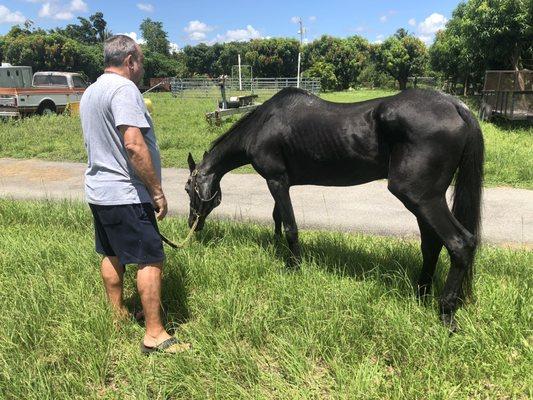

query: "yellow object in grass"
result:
(144, 98), (154, 113)
(66, 102), (80, 116)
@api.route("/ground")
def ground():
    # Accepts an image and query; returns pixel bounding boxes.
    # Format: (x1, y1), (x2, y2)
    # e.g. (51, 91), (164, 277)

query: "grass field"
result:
(0, 89), (531, 188)
(0, 199), (531, 399)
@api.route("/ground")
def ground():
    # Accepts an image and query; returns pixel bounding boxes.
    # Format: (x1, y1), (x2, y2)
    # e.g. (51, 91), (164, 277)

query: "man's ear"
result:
(187, 153), (196, 172)
(124, 53), (133, 69)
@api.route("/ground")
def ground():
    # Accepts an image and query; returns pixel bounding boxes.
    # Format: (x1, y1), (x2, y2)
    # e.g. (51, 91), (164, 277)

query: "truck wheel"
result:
(38, 102), (56, 116)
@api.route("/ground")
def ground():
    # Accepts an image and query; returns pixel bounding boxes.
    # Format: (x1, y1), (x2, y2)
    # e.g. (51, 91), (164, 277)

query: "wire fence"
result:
(170, 77), (321, 98)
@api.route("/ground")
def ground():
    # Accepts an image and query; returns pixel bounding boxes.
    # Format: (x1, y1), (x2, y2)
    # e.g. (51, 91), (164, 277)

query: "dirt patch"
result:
(0, 159), (73, 182)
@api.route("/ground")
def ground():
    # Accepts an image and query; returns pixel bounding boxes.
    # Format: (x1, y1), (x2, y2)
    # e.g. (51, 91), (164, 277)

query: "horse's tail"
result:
(451, 103), (484, 300)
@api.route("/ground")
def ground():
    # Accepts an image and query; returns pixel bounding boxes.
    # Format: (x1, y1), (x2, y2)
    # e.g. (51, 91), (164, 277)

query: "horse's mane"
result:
(208, 106), (260, 150)
(208, 87), (310, 151)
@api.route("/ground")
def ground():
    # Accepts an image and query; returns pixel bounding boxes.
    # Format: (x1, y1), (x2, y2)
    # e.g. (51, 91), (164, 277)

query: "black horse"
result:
(185, 88), (484, 328)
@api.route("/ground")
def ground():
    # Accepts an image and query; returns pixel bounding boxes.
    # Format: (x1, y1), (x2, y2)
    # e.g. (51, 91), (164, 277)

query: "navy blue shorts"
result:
(89, 203), (165, 266)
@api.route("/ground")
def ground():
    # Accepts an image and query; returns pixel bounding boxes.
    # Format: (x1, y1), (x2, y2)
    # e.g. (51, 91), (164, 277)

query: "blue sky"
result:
(0, 0), (461, 49)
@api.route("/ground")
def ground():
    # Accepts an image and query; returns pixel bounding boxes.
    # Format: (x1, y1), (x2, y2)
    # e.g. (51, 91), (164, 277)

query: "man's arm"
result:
(120, 125), (167, 220)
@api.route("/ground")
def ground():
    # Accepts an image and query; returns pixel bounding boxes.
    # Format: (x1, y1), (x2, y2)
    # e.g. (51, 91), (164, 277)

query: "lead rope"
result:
(159, 214), (200, 249)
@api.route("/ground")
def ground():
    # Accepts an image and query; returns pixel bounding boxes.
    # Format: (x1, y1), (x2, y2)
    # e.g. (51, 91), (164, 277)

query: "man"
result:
(80, 35), (189, 354)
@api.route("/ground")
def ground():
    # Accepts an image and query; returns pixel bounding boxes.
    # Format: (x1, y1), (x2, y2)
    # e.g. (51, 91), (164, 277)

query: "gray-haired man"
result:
(80, 35), (189, 354)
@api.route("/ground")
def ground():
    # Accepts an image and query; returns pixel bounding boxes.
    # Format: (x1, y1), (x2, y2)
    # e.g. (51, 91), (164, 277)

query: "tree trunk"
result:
(398, 78), (407, 90)
(463, 74), (468, 97)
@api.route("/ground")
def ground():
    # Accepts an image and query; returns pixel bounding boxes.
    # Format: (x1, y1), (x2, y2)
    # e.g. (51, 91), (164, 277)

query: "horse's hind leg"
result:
(417, 218), (443, 299)
(266, 175), (301, 268)
(392, 191), (475, 330)
(388, 150), (475, 330)
(273, 203), (282, 237)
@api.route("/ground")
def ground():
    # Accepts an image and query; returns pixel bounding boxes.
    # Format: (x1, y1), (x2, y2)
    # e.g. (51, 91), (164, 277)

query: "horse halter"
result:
(190, 169), (220, 217)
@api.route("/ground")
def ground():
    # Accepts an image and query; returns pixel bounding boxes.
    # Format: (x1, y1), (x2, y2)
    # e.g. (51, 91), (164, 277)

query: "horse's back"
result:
(251, 89), (389, 185)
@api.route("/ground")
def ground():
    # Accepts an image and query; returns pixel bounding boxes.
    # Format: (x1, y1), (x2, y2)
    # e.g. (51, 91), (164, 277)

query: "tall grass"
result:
(0, 90), (531, 188)
(0, 199), (531, 399)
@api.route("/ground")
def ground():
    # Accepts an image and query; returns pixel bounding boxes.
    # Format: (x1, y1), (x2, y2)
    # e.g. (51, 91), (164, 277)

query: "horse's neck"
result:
(202, 133), (249, 179)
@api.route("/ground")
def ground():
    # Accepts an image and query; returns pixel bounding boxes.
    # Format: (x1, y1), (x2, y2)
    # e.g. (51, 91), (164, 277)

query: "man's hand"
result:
(152, 192), (168, 221)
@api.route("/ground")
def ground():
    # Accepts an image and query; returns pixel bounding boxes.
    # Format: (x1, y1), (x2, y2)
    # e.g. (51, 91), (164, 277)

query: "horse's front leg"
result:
(266, 176), (301, 268)
(272, 202), (282, 237)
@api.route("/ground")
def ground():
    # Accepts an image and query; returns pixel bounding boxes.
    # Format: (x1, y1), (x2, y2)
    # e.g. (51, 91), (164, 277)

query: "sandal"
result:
(140, 337), (192, 355)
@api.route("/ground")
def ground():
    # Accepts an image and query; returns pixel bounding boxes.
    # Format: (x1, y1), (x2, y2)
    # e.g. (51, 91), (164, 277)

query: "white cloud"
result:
(418, 35), (433, 44)
(373, 34), (384, 44)
(418, 13), (447, 35)
(69, 0), (87, 12)
(408, 18), (416, 26)
(214, 25), (261, 43)
(38, 3), (52, 17)
(137, 3), (154, 12)
(169, 42), (180, 54)
(379, 15), (387, 23)
(121, 31), (146, 45)
(354, 26), (365, 32)
(38, 0), (87, 20)
(309, 16), (316, 22)
(55, 11), (74, 20)
(184, 20), (214, 41)
(0, 5), (27, 24)
(417, 13), (447, 44)
(290, 16), (300, 24)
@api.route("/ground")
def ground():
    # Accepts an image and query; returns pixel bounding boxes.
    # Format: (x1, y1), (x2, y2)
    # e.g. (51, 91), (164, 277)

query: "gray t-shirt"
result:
(80, 73), (161, 205)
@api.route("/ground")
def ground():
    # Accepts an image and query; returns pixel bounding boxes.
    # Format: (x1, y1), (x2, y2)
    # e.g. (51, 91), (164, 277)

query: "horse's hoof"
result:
(440, 313), (458, 333)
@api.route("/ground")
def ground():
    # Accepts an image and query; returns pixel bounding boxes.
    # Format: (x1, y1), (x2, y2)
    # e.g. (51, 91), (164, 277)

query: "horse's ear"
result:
(203, 151), (209, 159)
(187, 153), (196, 172)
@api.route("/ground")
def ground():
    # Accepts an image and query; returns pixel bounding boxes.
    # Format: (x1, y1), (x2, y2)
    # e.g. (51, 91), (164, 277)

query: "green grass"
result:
(0, 89), (531, 187)
(0, 199), (531, 399)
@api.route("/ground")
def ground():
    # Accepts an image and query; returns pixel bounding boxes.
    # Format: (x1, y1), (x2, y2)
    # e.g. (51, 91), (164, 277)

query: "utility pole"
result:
(296, 17), (305, 88)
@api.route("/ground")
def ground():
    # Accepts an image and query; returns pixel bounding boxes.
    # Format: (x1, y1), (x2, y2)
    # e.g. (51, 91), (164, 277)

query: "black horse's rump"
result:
(186, 88), (484, 329)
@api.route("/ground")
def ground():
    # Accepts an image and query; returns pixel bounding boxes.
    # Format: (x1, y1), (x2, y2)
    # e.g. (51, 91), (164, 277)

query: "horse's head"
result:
(185, 152), (222, 231)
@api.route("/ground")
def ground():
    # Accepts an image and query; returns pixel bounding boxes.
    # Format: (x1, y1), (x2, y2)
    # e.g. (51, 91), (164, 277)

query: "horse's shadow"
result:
(196, 221), (447, 298)
(485, 118), (531, 131)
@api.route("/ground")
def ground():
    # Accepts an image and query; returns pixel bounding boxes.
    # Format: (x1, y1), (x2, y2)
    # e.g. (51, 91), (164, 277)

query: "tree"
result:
(52, 12), (110, 45)
(140, 18), (170, 55)
(2, 32), (102, 80)
(90, 12), (108, 42)
(60, 17), (97, 44)
(303, 35), (371, 90)
(430, 0), (532, 93)
(302, 61), (338, 91)
(143, 49), (187, 84)
(183, 43), (218, 76)
(376, 30), (428, 90)
(245, 38), (299, 77)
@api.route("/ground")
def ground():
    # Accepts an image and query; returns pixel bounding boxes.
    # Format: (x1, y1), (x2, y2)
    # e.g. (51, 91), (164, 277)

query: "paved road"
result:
(0, 158), (531, 247)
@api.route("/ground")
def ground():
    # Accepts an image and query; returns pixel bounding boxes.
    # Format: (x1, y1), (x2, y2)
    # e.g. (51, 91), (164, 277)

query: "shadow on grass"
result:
(194, 220), (447, 298)
(485, 118), (533, 132)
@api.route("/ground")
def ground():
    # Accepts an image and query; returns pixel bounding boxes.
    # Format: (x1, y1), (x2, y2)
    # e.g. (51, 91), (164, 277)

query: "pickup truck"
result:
(0, 68), (88, 117)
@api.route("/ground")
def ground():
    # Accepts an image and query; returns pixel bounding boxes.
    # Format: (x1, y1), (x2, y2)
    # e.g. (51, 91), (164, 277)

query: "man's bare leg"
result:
(100, 256), (128, 318)
(137, 263), (172, 347)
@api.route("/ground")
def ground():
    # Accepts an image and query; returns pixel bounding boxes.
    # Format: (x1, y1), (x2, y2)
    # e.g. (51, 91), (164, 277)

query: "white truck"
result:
(0, 64), (88, 117)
